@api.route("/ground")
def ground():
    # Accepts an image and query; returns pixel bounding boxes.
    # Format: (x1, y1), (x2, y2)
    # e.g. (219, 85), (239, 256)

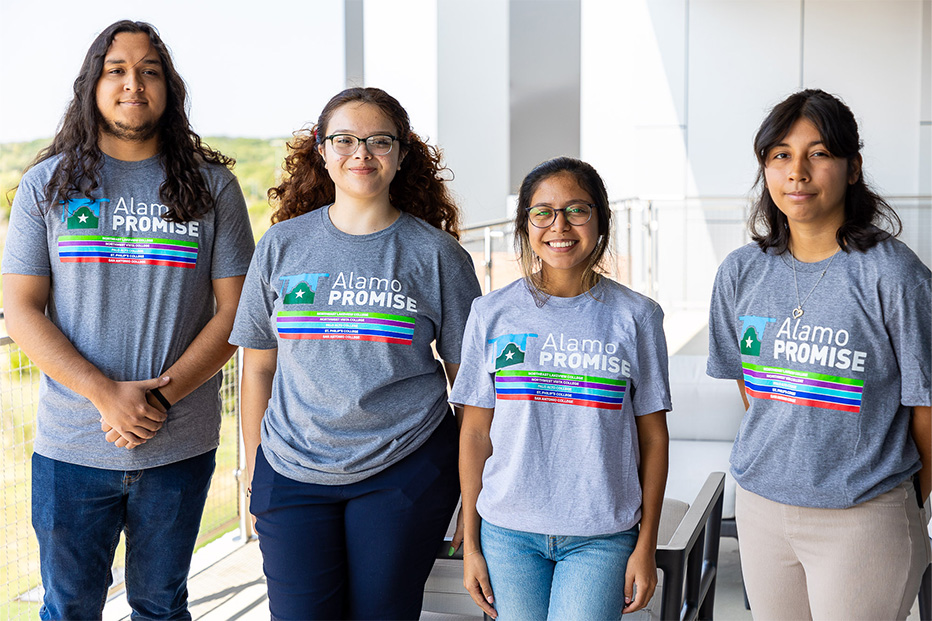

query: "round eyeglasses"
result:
(325, 133), (398, 156)
(525, 203), (595, 228)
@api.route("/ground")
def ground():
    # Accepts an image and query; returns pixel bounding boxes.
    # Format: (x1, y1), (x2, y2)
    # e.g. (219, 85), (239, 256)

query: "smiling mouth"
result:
(547, 240), (577, 249)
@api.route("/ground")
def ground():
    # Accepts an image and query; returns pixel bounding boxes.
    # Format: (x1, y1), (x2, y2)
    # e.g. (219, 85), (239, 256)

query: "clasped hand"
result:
(97, 376), (170, 449)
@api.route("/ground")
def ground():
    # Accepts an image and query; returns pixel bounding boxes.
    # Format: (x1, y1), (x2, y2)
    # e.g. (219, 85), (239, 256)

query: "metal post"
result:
(483, 226), (493, 293)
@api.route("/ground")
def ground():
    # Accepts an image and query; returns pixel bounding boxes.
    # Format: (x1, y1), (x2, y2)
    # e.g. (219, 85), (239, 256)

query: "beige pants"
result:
(735, 481), (930, 620)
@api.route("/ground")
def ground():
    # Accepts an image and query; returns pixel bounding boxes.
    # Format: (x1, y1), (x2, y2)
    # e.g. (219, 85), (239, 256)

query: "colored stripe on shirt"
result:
(494, 369), (626, 410)
(58, 235), (198, 269)
(741, 361), (864, 413)
(276, 311), (416, 345)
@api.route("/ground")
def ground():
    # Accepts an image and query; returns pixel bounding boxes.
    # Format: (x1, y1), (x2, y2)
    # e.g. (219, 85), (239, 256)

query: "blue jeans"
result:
(31, 450), (216, 621)
(251, 413), (459, 620)
(480, 519), (639, 621)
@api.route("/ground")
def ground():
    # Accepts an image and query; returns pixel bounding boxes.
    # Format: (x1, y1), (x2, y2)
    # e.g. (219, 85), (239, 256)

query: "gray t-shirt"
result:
(449, 278), (671, 536)
(707, 239), (931, 508)
(229, 206), (481, 485)
(2, 153), (255, 470)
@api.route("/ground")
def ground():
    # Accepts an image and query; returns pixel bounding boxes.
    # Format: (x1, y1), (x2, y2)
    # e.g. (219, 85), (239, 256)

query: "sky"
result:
(0, 0), (356, 142)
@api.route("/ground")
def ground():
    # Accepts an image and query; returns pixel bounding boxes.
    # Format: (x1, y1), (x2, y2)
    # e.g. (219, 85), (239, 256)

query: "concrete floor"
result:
(103, 534), (922, 620)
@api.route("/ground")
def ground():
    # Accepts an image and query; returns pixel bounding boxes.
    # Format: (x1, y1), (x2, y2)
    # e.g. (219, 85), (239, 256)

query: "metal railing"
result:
(0, 325), (244, 620)
(458, 195), (931, 307)
(0, 195), (927, 617)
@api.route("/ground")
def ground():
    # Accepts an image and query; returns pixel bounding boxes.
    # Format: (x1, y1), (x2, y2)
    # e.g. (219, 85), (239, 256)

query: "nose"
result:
(353, 141), (372, 159)
(788, 158), (809, 182)
(549, 210), (571, 231)
(124, 71), (143, 92)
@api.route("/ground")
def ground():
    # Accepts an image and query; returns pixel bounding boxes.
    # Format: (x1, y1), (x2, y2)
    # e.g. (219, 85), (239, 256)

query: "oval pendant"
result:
(792, 307), (804, 319)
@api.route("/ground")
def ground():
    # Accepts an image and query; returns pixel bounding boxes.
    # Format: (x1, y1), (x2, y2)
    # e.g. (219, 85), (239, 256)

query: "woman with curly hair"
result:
(230, 87), (482, 619)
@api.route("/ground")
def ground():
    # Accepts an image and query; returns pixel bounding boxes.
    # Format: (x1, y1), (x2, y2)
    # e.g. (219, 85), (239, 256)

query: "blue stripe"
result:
(59, 251), (197, 263)
(743, 379), (862, 406)
(275, 321), (414, 336)
(495, 380), (625, 399)
(278, 327), (412, 340)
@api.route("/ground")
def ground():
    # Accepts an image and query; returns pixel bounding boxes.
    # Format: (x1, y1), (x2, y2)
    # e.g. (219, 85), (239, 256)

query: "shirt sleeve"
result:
(1, 172), (52, 276)
(210, 176), (255, 280)
(707, 256), (742, 380)
(229, 234), (278, 350)
(448, 300), (496, 409)
(435, 250), (483, 363)
(630, 303), (672, 416)
(888, 277), (932, 407)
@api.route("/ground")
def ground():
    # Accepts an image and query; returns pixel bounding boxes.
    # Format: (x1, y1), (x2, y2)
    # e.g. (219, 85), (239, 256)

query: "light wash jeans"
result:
(480, 519), (639, 620)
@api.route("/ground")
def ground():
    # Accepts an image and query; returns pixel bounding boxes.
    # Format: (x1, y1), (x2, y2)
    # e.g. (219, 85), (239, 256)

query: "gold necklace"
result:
(790, 247), (840, 319)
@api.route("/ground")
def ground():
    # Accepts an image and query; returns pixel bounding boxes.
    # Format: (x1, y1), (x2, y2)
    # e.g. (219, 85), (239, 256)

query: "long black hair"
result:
(31, 20), (233, 222)
(749, 89), (901, 253)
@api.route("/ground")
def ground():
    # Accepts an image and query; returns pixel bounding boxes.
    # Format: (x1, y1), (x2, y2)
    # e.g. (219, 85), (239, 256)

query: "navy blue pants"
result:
(251, 414), (459, 620)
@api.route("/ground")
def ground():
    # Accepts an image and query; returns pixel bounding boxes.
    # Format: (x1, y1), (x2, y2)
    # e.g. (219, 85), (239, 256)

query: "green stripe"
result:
(741, 362), (864, 387)
(276, 311), (415, 323)
(496, 369), (626, 386)
(58, 235), (199, 248)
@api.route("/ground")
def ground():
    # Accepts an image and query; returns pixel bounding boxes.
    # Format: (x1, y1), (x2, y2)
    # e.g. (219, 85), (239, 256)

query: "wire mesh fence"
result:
(0, 336), (242, 620)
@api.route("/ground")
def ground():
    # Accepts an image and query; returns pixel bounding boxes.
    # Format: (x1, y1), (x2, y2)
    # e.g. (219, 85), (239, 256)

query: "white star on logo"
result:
(295, 290), (304, 298)
(505, 350), (514, 360)
(745, 336), (753, 349)
(78, 214), (88, 223)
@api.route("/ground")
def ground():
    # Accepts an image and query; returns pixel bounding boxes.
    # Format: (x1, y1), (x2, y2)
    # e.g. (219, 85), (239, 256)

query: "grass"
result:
(0, 348), (242, 619)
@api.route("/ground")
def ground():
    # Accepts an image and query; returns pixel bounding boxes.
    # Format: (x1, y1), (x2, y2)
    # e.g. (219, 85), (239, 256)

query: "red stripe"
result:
(745, 387), (860, 413)
(497, 394), (622, 410)
(60, 257), (195, 269)
(278, 333), (411, 345)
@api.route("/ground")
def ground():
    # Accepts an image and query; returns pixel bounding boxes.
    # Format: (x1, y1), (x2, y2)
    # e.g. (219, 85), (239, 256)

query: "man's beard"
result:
(102, 118), (160, 142)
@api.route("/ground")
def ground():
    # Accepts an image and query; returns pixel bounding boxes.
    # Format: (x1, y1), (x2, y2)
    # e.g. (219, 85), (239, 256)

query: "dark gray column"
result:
(345, 0), (364, 88)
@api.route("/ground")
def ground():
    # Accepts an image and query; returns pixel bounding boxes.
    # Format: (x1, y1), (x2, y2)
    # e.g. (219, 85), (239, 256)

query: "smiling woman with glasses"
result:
(452, 156), (671, 619)
(230, 87), (481, 620)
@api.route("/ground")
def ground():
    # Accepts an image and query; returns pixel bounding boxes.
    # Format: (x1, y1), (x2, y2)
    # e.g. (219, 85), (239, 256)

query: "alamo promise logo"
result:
(738, 315), (776, 357)
(489, 333), (538, 369)
(280, 273), (330, 304)
(63, 198), (106, 230)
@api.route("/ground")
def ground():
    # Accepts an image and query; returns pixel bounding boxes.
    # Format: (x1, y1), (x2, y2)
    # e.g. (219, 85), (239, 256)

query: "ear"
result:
(317, 143), (327, 168)
(848, 154), (862, 185)
(397, 147), (407, 171)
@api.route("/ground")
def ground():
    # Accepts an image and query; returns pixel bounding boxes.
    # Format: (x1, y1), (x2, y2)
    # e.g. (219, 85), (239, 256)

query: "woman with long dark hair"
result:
(454, 157), (670, 619)
(230, 87), (481, 619)
(707, 89), (930, 619)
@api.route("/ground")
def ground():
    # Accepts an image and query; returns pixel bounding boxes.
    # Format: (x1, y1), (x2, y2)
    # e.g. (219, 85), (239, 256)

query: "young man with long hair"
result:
(2, 20), (254, 619)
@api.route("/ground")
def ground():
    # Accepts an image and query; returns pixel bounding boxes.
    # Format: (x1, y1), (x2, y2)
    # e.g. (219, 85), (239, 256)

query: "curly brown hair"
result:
(269, 87), (461, 238)
(32, 20), (234, 223)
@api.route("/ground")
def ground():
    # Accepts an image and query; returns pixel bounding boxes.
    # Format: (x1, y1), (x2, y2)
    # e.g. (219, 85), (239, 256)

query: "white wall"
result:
(363, 0), (439, 143)
(581, 0), (930, 202)
(577, 0), (930, 351)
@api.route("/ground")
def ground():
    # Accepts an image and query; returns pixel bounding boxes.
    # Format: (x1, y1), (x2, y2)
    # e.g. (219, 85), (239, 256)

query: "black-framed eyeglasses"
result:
(525, 203), (595, 228)
(325, 133), (398, 156)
